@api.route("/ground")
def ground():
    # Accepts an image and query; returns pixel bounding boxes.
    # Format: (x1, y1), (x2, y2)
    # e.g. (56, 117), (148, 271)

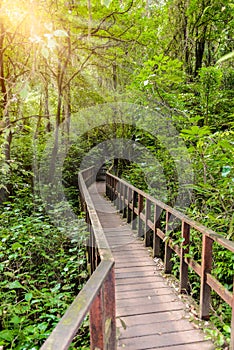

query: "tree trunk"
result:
(194, 28), (207, 76)
(0, 22), (12, 201)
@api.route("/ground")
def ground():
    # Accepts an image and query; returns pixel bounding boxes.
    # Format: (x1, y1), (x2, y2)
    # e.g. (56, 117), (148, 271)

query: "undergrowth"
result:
(0, 194), (90, 349)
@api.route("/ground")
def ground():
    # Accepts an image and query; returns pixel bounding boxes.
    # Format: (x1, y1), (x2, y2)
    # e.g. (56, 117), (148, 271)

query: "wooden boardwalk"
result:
(89, 182), (215, 350)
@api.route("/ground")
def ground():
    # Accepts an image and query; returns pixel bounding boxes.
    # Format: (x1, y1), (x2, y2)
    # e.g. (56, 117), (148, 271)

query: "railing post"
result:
(231, 278), (234, 350)
(90, 229), (96, 274)
(131, 190), (138, 230)
(127, 187), (132, 224)
(137, 194), (144, 237)
(114, 179), (118, 207)
(110, 177), (114, 201)
(122, 185), (127, 219)
(90, 289), (104, 350)
(119, 182), (123, 213)
(103, 265), (116, 350)
(200, 235), (213, 320)
(112, 177), (115, 202)
(180, 221), (190, 293)
(106, 173), (109, 198)
(164, 211), (173, 274)
(153, 205), (161, 258)
(90, 264), (116, 350)
(145, 199), (151, 247)
(110, 176), (114, 201)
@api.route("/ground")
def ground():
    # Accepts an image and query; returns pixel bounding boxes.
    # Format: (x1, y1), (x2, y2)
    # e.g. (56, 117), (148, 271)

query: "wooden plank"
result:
(112, 248), (150, 255)
(115, 270), (161, 279)
(115, 276), (165, 285)
(117, 294), (182, 307)
(116, 288), (175, 300)
(158, 343), (215, 350)
(111, 245), (148, 251)
(117, 341), (214, 350)
(116, 310), (186, 327)
(116, 281), (168, 292)
(106, 231), (139, 238)
(117, 330), (212, 350)
(115, 260), (156, 267)
(107, 237), (139, 243)
(118, 319), (195, 339)
(107, 239), (140, 247)
(115, 265), (159, 273)
(114, 259), (153, 267)
(115, 261), (156, 268)
(117, 301), (185, 317)
(112, 253), (152, 261)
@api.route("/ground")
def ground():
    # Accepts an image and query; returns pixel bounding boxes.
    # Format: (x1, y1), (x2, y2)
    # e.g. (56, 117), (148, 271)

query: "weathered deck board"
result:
(89, 182), (215, 350)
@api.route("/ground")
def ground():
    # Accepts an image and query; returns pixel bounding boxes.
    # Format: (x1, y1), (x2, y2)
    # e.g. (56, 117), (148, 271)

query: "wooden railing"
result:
(41, 167), (116, 350)
(106, 171), (234, 347)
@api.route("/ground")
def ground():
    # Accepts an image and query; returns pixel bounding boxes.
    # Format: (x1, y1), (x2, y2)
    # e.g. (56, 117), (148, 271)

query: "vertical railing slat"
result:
(200, 235), (213, 320)
(103, 266), (116, 350)
(127, 187), (132, 224)
(180, 221), (190, 293)
(90, 289), (104, 350)
(231, 279), (234, 350)
(132, 190), (137, 229)
(137, 194), (144, 237)
(145, 199), (151, 247)
(164, 211), (173, 274)
(153, 204), (161, 258)
(122, 185), (127, 219)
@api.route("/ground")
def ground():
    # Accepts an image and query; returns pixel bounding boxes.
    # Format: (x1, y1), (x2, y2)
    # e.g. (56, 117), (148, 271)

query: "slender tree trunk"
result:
(183, 1), (192, 77)
(48, 88), (62, 183)
(0, 22), (10, 160)
(0, 21), (12, 201)
(64, 84), (71, 151)
(194, 28), (207, 76)
(45, 82), (51, 132)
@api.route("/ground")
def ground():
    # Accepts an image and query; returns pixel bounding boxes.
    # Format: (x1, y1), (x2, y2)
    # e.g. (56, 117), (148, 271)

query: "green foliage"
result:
(197, 67), (223, 126)
(128, 54), (184, 106)
(0, 197), (89, 349)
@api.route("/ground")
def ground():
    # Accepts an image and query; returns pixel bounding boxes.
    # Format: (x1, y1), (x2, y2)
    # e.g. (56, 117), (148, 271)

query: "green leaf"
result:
(10, 315), (22, 324)
(223, 325), (231, 333)
(41, 47), (49, 59)
(119, 317), (127, 330)
(47, 37), (57, 50)
(12, 242), (23, 250)
(44, 22), (53, 31)
(51, 283), (61, 293)
(0, 330), (15, 341)
(222, 166), (231, 177)
(37, 322), (48, 332)
(20, 85), (29, 99)
(25, 292), (33, 302)
(8, 281), (25, 289)
(4, 271), (15, 278)
(101, 0), (113, 7)
(53, 29), (68, 37)
(216, 51), (234, 64)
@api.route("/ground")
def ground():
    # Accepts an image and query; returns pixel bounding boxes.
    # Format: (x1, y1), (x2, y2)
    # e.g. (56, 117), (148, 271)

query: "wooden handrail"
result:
(41, 167), (116, 350)
(106, 171), (234, 348)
